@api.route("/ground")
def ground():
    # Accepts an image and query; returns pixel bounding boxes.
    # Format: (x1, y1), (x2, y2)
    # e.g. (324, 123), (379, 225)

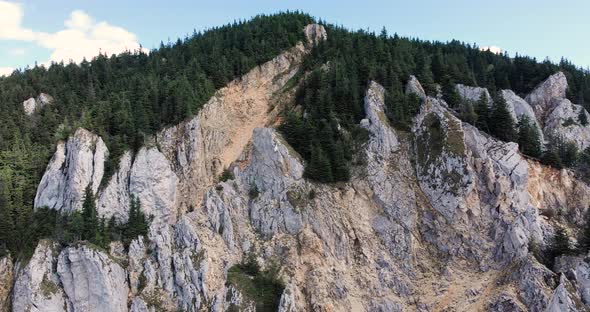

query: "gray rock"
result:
(35, 128), (108, 213)
(57, 245), (128, 312)
(546, 274), (582, 312)
(544, 99), (590, 150)
(501, 89), (545, 143)
(456, 84), (492, 104)
(525, 71), (568, 119)
(405, 75), (426, 100)
(303, 24), (327, 46)
(12, 240), (66, 312)
(23, 93), (53, 115)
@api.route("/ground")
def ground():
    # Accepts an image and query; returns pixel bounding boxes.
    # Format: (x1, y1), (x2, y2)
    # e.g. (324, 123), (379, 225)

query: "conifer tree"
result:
(475, 93), (491, 132)
(81, 185), (98, 241)
(489, 94), (517, 142)
(517, 116), (542, 158)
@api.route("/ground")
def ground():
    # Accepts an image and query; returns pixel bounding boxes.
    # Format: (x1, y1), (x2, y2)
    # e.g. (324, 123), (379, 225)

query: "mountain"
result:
(2, 12), (590, 311)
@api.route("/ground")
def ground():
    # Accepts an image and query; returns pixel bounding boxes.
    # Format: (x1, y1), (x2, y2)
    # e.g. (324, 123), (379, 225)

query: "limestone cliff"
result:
(9, 24), (590, 312)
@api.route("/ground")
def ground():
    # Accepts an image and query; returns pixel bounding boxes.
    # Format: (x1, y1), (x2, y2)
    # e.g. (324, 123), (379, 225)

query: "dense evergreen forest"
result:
(1, 12), (590, 257)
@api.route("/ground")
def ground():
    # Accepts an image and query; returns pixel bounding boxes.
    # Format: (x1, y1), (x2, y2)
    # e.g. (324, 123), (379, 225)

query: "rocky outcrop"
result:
(544, 99), (590, 150)
(525, 72), (568, 119)
(12, 240), (66, 312)
(501, 89), (545, 142)
(303, 23), (327, 46)
(456, 84), (492, 104)
(96, 151), (133, 221)
(0, 257), (13, 311)
(23, 93), (53, 115)
(57, 245), (128, 312)
(405, 75), (426, 100)
(34, 128), (108, 213)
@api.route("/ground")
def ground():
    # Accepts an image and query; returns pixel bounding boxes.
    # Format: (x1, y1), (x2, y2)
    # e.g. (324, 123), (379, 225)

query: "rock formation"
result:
(9, 25), (590, 312)
(23, 93), (54, 115)
(34, 128), (108, 213)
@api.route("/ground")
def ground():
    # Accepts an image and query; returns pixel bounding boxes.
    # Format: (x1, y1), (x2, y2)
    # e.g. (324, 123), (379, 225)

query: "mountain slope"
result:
(2, 13), (590, 312)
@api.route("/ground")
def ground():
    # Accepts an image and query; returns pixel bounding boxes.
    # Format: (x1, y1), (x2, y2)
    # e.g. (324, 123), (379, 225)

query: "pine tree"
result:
(475, 93), (490, 132)
(517, 116), (542, 158)
(81, 185), (98, 241)
(551, 226), (573, 257)
(441, 76), (461, 108)
(489, 94), (517, 142)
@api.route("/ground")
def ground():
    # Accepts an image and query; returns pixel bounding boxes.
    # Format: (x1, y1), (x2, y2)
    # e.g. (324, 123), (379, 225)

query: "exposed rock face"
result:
(525, 72), (568, 119)
(544, 99), (590, 150)
(501, 89), (545, 142)
(456, 83), (492, 104)
(303, 23), (327, 46)
(34, 128), (108, 213)
(23, 93), (53, 115)
(405, 75), (426, 100)
(12, 241), (66, 312)
(0, 257), (13, 311)
(156, 24), (326, 214)
(57, 245), (128, 312)
(97, 151), (133, 221)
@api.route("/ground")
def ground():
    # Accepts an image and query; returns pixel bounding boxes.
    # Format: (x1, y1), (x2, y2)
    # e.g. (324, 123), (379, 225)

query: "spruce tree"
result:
(578, 210), (590, 254)
(517, 116), (542, 158)
(81, 185), (98, 241)
(489, 94), (517, 142)
(475, 93), (491, 132)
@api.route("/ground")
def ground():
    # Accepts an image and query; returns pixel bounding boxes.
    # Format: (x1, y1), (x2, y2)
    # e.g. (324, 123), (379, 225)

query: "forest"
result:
(1, 12), (590, 258)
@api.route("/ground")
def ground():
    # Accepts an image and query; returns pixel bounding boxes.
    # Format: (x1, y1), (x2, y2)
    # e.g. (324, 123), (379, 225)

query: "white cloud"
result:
(0, 1), (37, 41)
(481, 46), (503, 54)
(0, 67), (15, 77)
(0, 3), (147, 68)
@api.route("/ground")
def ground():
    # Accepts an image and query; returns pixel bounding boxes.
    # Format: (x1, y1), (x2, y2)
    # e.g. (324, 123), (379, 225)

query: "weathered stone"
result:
(57, 245), (128, 312)
(456, 84), (492, 104)
(12, 240), (66, 312)
(405, 75), (426, 100)
(525, 71), (568, 119)
(35, 128), (108, 213)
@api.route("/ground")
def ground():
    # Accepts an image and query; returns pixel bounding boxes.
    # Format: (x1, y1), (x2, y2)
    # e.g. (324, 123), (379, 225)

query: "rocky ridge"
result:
(6, 25), (590, 312)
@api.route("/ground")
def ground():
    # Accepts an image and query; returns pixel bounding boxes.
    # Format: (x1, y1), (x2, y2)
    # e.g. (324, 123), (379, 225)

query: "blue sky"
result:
(1, 0), (588, 76)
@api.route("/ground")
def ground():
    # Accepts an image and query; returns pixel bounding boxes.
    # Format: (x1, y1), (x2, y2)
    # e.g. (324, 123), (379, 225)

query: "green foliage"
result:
(219, 168), (234, 182)
(543, 226), (574, 270)
(227, 255), (284, 312)
(517, 116), (542, 158)
(489, 94), (517, 142)
(579, 110), (589, 126)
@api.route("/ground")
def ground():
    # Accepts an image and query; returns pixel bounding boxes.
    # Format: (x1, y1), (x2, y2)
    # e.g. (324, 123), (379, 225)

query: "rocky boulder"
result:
(34, 128), (108, 213)
(456, 84), (492, 104)
(23, 93), (54, 115)
(525, 71), (568, 119)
